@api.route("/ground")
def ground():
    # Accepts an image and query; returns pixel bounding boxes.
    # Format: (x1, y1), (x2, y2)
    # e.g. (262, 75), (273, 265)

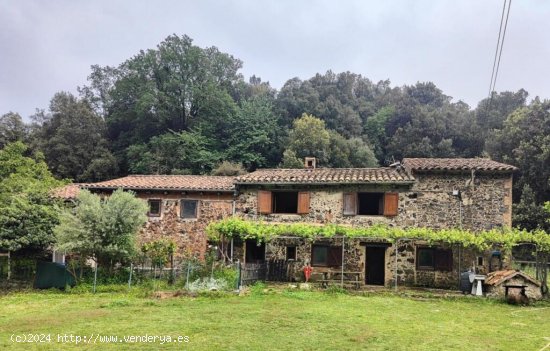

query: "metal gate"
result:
(240, 259), (291, 286)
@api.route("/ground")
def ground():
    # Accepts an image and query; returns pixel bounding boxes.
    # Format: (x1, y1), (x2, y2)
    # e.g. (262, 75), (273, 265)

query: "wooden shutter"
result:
(297, 192), (310, 214)
(328, 246), (343, 267)
(383, 192), (399, 216)
(257, 191), (272, 214)
(343, 192), (357, 215)
(435, 249), (453, 271)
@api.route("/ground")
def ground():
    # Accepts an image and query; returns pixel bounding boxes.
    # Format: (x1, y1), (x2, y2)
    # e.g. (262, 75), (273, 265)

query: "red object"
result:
(303, 265), (312, 282)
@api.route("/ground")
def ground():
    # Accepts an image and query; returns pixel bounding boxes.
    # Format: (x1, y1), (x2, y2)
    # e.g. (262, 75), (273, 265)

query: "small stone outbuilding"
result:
(485, 270), (542, 300)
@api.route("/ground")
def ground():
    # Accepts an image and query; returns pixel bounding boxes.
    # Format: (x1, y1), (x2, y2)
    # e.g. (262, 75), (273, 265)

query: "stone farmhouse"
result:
(62, 157), (517, 288)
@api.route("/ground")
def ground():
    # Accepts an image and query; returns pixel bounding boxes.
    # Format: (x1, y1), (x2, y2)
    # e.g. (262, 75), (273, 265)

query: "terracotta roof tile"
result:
(235, 167), (414, 184)
(485, 269), (541, 287)
(403, 158), (517, 172)
(51, 183), (81, 200)
(82, 175), (235, 192)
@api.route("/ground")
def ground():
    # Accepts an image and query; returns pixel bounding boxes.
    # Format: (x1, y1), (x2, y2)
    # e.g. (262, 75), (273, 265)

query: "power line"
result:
(489, 0), (506, 96)
(491, 0), (512, 94)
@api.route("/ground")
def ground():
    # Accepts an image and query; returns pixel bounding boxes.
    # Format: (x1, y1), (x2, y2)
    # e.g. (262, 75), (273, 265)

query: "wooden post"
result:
(394, 240), (399, 291)
(92, 257), (98, 294)
(7, 251), (11, 281)
(237, 260), (241, 291)
(170, 253), (174, 285)
(185, 262), (191, 289)
(128, 263), (133, 289)
(341, 237), (345, 288)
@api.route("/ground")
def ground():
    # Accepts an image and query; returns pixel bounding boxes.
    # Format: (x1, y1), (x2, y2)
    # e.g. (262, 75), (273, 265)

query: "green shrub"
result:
(324, 285), (348, 295)
(249, 281), (267, 295)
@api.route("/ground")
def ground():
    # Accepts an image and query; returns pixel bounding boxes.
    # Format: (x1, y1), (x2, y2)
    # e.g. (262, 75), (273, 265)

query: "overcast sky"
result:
(1, 0), (549, 119)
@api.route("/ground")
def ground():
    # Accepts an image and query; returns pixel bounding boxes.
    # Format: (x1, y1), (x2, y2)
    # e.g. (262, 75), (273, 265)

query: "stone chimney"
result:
(304, 157), (316, 169)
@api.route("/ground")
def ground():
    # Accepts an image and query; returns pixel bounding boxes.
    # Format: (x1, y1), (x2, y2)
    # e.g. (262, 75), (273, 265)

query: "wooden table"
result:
(319, 271), (362, 289)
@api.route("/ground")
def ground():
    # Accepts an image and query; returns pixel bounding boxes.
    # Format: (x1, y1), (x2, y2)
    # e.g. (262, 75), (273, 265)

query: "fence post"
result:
(92, 259), (98, 294)
(128, 263), (133, 289)
(185, 262), (191, 289)
(236, 260), (241, 291)
(7, 251), (10, 281)
(394, 239), (399, 291)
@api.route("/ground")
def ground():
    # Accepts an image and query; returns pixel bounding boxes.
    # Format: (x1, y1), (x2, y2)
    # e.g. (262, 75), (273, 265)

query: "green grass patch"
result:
(0, 288), (549, 350)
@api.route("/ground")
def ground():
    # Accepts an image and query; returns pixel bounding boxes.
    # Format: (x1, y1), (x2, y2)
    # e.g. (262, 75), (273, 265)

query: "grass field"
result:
(0, 286), (549, 350)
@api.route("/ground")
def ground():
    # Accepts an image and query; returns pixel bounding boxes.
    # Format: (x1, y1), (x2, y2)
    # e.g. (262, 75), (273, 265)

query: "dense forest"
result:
(1, 34), (548, 231)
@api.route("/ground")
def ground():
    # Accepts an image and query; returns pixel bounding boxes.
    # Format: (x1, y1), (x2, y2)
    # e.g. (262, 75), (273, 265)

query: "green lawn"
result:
(0, 287), (549, 350)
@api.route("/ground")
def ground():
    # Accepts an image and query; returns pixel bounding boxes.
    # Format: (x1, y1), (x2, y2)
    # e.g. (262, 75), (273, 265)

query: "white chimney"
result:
(304, 157), (316, 169)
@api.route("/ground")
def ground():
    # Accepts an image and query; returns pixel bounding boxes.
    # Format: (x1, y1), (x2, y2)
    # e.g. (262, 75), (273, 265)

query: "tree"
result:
(405, 82), (450, 107)
(0, 112), (27, 148)
(286, 113), (330, 164)
(276, 71), (380, 137)
(32, 92), (117, 182)
(82, 34), (244, 173)
(280, 149), (304, 169)
(225, 96), (282, 169)
(476, 89), (528, 132)
(346, 137), (378, 167)
(0, 142), (62, 255)
(364, 106), (393, 162)
(486, 100), (550, 204)
(327, 131), (378, 168)
(513, 185), (550, 232)
(55, 189), (148, 268)
(211, 161), (247, 176)
(126, 130), (220, 175)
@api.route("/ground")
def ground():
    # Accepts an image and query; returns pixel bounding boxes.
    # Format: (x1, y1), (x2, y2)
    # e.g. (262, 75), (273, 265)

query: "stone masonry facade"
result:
(233, 170), (514, 288)
(138, 192), (233, 261)
(76, 159), (517, 289)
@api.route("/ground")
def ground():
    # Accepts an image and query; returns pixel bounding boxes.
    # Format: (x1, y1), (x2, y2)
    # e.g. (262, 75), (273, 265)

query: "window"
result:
(477, 256), (484, 266)
(417, 248), (435, 269)
(358, 192), (384, 215)
(148, 199), (161, 217)
(416, 247), (453, 271)
(286, 246), (297, 260)
(245, 239), (265, 263)
(273, 192), (298, 213)
(180, 200), (198, 219)
(343, 192), (398, 216)
(311, 245), (342, 267)
(257, 191), (310, 215)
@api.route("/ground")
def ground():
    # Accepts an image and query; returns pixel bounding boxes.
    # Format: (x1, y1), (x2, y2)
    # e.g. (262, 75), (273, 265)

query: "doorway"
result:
(245, 239), (265, 264)
(365, 246), (386, 285)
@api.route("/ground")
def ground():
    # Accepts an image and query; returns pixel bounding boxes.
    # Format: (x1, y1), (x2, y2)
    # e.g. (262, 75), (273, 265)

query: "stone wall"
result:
(409, 172), (513, 231)
(236, 237), (505, 288)
(92, 190), (234, 261)
(234, 171), (513, 287)
(236, 171), (513, 232)
(486, 276), (542, 300)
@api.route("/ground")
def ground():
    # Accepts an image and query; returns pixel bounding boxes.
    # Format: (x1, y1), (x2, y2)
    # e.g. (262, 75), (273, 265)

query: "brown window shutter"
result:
(257, 191), (272, 214)
(383, 192), (399, 216)
(297, 192), (310, 214)
(435, 249), (453, 271)
(343, 192), (357, 215)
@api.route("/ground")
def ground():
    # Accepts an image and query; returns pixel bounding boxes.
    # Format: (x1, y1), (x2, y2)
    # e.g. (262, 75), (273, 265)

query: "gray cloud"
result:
(1, 0), (549, 119)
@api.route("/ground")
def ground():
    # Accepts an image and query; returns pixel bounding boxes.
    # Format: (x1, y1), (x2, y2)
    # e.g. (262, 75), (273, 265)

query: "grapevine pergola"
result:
(208, 218), (550, 294)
